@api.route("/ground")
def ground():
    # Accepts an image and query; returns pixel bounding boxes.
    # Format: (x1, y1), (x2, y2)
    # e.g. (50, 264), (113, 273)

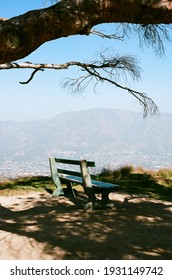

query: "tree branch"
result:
(90, 29), (123, 40)
(19, 69), (44, 84)
(0, 1), (170, 119)
(1, 0), (172, 63)
(0, 54), (157, 117)
(62, 57), (159, 118)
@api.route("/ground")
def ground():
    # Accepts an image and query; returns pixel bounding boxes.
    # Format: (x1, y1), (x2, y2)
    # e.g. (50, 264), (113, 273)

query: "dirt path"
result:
(0, 191), (172, 260)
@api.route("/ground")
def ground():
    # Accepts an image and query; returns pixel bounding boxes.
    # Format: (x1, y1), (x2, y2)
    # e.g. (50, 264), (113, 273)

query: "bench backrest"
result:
(49, 158), (97, 189)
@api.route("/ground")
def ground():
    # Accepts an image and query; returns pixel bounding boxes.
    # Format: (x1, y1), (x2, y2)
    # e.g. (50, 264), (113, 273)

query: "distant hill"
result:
(0, 108), (172, 177)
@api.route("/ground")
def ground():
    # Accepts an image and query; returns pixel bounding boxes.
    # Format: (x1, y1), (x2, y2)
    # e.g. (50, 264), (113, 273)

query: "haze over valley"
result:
(0, 108), (172, 179)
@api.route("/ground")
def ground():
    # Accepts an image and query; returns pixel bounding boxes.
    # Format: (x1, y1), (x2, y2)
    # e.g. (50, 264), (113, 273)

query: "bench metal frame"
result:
(49, 158), (119, 210)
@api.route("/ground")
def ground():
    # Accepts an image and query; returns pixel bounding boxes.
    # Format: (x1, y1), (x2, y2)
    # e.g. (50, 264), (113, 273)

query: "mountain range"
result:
(0, 108), (172, 177)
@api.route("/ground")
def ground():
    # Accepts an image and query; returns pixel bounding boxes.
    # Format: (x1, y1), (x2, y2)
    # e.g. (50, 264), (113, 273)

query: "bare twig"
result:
(0, 54), (159, 117)
(20, 68), (44, 84)
(90, 29), (123, 40)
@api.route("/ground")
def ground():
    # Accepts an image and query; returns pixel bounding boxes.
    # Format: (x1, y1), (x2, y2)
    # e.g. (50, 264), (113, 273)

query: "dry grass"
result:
(0, 166), (172, 201)
(99, 166), (172, 201)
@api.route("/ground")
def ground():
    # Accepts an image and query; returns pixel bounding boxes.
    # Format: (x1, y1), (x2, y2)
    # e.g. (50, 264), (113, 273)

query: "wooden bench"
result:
(49, 158), (119, 210)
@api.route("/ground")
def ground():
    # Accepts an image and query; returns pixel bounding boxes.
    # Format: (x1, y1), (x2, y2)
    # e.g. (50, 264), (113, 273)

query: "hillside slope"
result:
(0, 108), (172, 176)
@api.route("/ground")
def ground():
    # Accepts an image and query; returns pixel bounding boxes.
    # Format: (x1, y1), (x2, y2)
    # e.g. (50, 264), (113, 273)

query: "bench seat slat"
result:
(91, 179), (118, 189)
(59, 174), (118, 189)
(59, 175), (82, 184)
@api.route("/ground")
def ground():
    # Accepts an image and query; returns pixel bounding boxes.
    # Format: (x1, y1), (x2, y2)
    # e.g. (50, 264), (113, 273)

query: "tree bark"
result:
(0, 0), (172, 63)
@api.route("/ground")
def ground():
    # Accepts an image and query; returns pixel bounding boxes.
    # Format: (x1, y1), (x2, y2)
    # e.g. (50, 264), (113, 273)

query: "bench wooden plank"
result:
(55, 158), (95, 167)
(58, 169), (98, 180)
(90, 179), (118, 189)
(58, 168), (82, 177)
(61, 174), (117, 189)
(59, 175), (82, 184)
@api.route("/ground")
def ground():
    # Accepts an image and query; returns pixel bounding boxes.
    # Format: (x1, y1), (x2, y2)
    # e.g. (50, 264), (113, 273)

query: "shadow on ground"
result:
(0, 191), (172, 260)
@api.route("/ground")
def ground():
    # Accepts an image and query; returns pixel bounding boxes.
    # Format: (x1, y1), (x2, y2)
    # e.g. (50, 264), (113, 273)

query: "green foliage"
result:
(119, 165), (134, 178)
(99, 167), (113, 177)
(100, 165), (134, 179)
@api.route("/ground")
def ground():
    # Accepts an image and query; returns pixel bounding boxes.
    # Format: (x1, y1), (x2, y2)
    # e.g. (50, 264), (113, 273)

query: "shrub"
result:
(100, 165), (134, 179)
(119, 165), (134, 178)
(99, 167), (112, 177)
(112, 169), (121, 179)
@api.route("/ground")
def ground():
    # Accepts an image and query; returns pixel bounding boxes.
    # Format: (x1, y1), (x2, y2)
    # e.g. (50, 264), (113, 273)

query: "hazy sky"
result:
(1, 0), (172, 121)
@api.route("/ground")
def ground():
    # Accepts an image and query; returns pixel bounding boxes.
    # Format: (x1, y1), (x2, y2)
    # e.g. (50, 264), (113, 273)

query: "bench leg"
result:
(84, 191), (115, 211)
(65, 181), (78, 197)
(84, 187), (97, 201)
(84, 200), (115, 211)
(83, 187), (98, 211)
(102, 192), (110, 203)
(52, 187), (64, 197)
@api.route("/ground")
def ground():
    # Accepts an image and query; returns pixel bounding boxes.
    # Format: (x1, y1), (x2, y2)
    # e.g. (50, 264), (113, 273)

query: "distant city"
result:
(0, 108), (172, 180)
(0, 151), (172, 181)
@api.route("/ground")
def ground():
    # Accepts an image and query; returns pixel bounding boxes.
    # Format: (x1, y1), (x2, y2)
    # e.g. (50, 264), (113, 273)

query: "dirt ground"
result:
(0, 190), (172, 260)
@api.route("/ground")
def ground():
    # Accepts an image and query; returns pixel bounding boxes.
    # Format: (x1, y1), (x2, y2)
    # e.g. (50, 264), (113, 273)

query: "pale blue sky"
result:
(1, 0), (172, 121)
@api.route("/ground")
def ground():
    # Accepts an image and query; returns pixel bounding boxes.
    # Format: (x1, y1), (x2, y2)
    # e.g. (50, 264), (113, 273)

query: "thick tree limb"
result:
(1, 0), (172, 63)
